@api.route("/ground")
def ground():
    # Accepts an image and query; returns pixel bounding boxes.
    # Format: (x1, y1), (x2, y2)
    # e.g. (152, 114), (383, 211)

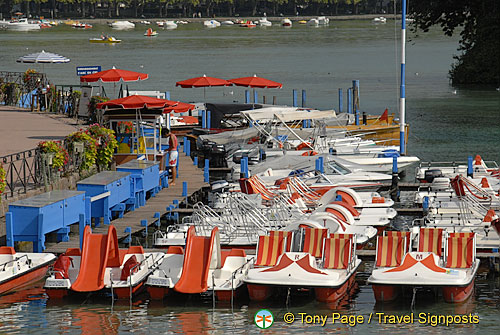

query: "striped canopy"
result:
(16, 50), (70, 63)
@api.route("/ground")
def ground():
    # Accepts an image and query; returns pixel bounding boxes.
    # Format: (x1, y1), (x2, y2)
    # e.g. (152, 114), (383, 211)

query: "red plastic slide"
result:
(71, 225), (121, 292)
(174, 227), (220, 294)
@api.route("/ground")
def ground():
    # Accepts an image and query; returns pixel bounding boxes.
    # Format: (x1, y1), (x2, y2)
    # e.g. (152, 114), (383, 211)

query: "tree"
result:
(411, 0), (500, 86)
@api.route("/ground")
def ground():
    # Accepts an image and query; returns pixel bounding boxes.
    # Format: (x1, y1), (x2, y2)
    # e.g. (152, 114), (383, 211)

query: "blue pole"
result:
(392, 156), (398, 174)
(204, 159), (209, 183)
(400, 0), (407, 155)
(183, 137), (187, 153)
(318, 156), (324, 173)
(245, 90), (250, 103)
(301, 89), (306, 107)
(292, 89), (298, 107)
(165, 91), (170, 100)
(182, 181), (188, 205)
(467, 156), (473, 177)
(355, 109), (359, 125)
(201, 110), (206, 129)
(422, 196), (429, 214)
(347, 88), (353, 114)
(253, 90), (258, 103)
(186, 139), (190, 156)
(207, 110), (211, 129)
(193, 156), (198, 166)
(338, 88), (343, 113)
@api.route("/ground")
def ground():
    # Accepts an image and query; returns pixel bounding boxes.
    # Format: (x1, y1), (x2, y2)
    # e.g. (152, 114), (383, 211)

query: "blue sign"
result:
(76, 66), (101, 76)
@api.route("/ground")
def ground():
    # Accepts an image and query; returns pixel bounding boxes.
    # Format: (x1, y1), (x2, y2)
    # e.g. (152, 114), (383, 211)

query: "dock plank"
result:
(45, 154), (208, 254)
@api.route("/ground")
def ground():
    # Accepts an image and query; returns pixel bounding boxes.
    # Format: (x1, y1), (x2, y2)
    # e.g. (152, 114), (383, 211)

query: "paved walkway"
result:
(0, 106), (82, 156)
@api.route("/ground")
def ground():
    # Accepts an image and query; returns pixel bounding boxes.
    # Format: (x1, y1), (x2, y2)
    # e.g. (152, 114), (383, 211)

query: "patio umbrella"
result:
(176, 74), (232, 100)
(96, 94), (174, 110)
(16, 50), (70, 74)
(80, 66), (148, 97)
(228, 74), (282, 88)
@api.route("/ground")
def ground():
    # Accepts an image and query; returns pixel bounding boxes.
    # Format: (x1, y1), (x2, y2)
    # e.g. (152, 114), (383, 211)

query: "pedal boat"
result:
(44, 226), (163, 299)
(146, 227), (252, 301)
(89, 36), (121, 44)
(367, 228), (479, 303)
(244, 227), (361, 303)
(0, 247), (56, 295)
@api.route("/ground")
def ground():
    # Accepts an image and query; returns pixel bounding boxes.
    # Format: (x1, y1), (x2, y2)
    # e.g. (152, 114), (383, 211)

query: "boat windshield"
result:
(325, 160), (350, 175)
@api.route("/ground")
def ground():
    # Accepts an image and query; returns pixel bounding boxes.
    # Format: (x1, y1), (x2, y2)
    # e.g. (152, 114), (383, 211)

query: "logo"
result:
(254, 309), (274, 329)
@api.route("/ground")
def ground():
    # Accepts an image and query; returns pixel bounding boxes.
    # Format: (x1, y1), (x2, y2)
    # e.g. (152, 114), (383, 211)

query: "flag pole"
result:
(400, 0), (407, 155)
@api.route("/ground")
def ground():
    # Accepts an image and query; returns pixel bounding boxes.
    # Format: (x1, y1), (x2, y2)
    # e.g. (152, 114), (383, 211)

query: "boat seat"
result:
(120, 255), (139, 280)
(385, 231), (412, 252)
(375, 236), (406, 267)
(301, 227), (328, 258)
(445, 235), (475, 268)
(418, 228), (443, 256)
(322, 234), (353, 269)
(0, 246), (16, 254)
(127, 246), (145, 254)
(254, 235), (285, 267)
(166, 246), (184, 255)
(65, 248), (81, 257)
(53, 255), (73, 279)
(269, 231), (294, 252)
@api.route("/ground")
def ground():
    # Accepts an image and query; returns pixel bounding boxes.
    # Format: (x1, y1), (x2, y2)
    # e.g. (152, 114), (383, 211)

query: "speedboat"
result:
(203, 20), (221, 28)
(164, 21), (178, 30)
(89, 36), (122, 44)
(373, 17), (387, 23)
(146, 227), (252, 301)
(281, 18), (292, 27)
(221, 20), (235, 26)
(0, 246), (56, 294)
(2, 18), (40, 31)
(307, 19), (319, 27)
(144, 28), (158, 36)
(244, 227), (361, 303)
(318, 16), (330, 25)
(109, 20), (135, 30)
(258, 18), (272, 27)
(44, 226), (163, 299)
(367, 228), (479, 303)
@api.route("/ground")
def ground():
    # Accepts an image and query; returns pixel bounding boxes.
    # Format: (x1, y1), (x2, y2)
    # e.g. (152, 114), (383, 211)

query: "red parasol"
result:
(80, 66), (148, 83)
(163, 101), (196, 114)
(175, 74), (232, 88)
(228, 74), (282, 88)
(97, 95), (176, 110)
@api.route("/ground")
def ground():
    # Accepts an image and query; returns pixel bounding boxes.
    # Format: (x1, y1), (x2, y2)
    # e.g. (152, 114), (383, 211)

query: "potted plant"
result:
(66, 131), (98, 172)
(0, 164), (7, 200)
(38, 140), (69, 170)
(85, 124), (118, 170)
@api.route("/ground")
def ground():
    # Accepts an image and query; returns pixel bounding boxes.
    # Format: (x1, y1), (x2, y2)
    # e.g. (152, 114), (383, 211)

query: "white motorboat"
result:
(281, 18), (292, 27)
(203, 20), (221, 28)
(1, 18), (41, 31)
(318, 16), (330, 25)
(146, 227), (252, 301)
(307, 19), (319, 27)
(367, 228), (479, 303)
(0, 247), (56, 294)
(164, 21), (178, 29)
(373, 17), (387, 23)
(244, 228), (361, 303)
(221, 20), (235, 26)
(44, 226), (163, 299)
(258, 18), (272, 27)
(109, 20), (135, 30)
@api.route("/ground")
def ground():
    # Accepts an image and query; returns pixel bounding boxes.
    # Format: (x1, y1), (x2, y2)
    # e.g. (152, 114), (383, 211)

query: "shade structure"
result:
(228, 74), (282, 88)
(97, 95), (195, 115)
(175, 75), (232, 88)
(80, 66), (148, 83)
(16, 50), (70, 64)
(97, 95), (177, 110)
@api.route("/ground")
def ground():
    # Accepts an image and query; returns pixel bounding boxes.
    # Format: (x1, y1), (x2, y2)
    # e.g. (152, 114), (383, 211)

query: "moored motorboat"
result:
(281, 18), (292, 27)
(203, 20), (221, 28)
(44, 226), (163, 299)
(2, 18), (40, 31)
(258, 18), (272, 27)
(72, 22), (92, 29)
(307, 19), (319, 27)
(239, 20), (256, 28)
(244, 228), (361, 303)
(0, 247), (56, 295)
(367, 228), (479, 303)
(109, 20), (135, 30)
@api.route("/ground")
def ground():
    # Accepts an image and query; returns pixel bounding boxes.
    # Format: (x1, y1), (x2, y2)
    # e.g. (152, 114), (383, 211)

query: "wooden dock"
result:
(45, 154), (208, 254)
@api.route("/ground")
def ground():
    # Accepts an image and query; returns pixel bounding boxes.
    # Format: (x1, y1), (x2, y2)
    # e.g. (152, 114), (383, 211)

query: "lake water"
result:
(1, 20), (499, 334)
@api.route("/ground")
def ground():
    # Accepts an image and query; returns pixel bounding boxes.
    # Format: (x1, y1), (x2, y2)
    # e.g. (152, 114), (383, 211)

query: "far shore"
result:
(53, 14), (400, 25)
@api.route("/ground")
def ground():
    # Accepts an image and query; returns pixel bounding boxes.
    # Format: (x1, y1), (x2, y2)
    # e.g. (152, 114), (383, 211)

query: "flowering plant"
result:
(117, 121), (134, 134)
(85, 124), (118, 169)
(23, 69), (37, 83)
(66, 131), (98, 171)
(38, 140), (69, 169)
(0, 164), (6, 197)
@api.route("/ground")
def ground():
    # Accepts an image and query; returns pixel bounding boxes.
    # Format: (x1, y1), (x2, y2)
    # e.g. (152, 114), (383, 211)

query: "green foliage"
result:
(0, 164), (6, 197)
(38, 141), (69, 170)
(85, 124), (118, 169)
(66, 131), (98, 171)
(411, 0), (500, 86)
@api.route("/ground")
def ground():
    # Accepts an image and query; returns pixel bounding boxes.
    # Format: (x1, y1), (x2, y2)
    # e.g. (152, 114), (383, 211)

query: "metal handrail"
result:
(1, 254), (30, 271)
